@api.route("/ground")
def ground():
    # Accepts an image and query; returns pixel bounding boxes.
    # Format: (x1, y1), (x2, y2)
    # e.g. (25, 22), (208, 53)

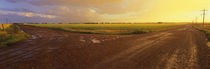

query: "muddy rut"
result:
(0, 25), (208, 69)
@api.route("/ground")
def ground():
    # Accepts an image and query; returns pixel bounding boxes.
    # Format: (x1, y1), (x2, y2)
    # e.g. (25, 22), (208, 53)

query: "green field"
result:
(26, 23), (185, 35)
(0, 24), (29, 48)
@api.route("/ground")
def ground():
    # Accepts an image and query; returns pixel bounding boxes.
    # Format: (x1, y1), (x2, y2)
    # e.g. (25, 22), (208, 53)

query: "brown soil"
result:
(0, 25), (208, 69)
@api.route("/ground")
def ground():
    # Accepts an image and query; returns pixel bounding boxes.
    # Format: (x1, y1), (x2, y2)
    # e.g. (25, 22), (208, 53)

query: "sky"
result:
(0, 0), (210, 23)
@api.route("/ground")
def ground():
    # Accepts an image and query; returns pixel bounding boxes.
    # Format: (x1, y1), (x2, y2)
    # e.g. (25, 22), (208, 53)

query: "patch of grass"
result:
(0, 24), (11, 29)
(194, 25), (210, 40)
(25, 24), (185, 35)
(0, 24), (29, 48)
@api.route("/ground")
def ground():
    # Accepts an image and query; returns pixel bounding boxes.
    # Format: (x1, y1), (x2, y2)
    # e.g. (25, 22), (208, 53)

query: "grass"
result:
(26, 23), (185, 35)
(194, 25), (210, 40)
(0, 24), (29, 48)
(194, 24), (210, 47)
(0, 24), (11, 29)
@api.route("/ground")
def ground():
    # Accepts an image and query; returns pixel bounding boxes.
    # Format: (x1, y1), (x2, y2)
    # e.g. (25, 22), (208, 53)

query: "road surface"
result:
(0, 25), (208, 69)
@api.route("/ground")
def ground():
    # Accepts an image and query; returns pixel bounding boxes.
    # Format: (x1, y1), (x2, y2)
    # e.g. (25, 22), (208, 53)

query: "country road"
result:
(0, 25), (208, 69)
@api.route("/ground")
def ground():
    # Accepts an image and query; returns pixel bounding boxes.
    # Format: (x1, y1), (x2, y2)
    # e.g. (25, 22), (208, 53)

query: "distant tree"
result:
(157, 22), (163, 24)
(1, 24), (4, 31)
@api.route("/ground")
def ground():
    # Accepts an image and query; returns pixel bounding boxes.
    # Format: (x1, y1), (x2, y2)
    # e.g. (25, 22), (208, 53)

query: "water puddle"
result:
(31, 35), (37, 39)
(47, 47), (58, 50)
(79, 37), (86, 42)
(21, 30), (25, 32)
(207, 42), (210, 47)
(92, 39), (101, 43)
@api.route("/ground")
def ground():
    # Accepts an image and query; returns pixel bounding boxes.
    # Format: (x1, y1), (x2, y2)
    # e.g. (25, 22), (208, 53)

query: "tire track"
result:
(165, 27), (199, 69)
(0, 26), (68, 66)
(91, 32), (173, 69)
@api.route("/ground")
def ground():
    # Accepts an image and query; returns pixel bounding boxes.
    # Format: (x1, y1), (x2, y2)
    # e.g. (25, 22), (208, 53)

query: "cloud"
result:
(17, 12), (56, 18)
(4, 0), (154, 14)
(0, 8), (35, 13)
(5, 0), (124, 6)
(4, 0), (27, 3)
(0, 10), (56, 19)
(1, 0), (155, 22)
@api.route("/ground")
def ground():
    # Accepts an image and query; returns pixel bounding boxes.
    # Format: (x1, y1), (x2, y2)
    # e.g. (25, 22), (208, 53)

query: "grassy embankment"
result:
(194, 25), (210, 40)
(26, 23), (185, 35)
(194, 24), (210, 47)
(0, 24), (29, 48)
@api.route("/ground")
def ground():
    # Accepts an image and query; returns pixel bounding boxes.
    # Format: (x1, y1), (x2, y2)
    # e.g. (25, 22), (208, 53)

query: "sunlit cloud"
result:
(17, 12), (56, 18)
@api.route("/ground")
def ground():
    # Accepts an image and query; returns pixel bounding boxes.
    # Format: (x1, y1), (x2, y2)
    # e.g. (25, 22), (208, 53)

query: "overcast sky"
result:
(0, 0), (210, 23)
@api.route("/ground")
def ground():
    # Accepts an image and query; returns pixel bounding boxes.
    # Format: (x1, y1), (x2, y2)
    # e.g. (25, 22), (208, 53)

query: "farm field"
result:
(25, 24), (185, 35)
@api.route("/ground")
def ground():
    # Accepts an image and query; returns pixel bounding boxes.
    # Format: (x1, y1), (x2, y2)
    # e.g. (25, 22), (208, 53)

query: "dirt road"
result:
(0, 25), (208, 69)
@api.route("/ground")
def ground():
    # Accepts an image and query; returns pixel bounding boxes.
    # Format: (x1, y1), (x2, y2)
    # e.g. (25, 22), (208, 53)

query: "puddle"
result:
(46, 50), (53, 53)
(22, 51), (34, 59)
(27, 40), (33, 41)
(80, 37), (86, 42)
(178, 28), (186, 31)
(207, 42), (210, 47)
(38, 35), (43, 37)
(92, 39), (101, 43)
(47, 47), (57, 50)
(31, 35), (37, 39)
(23, 53), (33, 59)
(21, 30), (25, 32)
(113, 38), (116, 40)
(49, 38), (58, 40)
(80, 39), (86, 42)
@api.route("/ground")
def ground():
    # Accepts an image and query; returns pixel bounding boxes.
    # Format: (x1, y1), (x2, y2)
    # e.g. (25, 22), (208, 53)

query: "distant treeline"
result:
(14, 22), (179, 24)
(13, 22), (205, 24)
